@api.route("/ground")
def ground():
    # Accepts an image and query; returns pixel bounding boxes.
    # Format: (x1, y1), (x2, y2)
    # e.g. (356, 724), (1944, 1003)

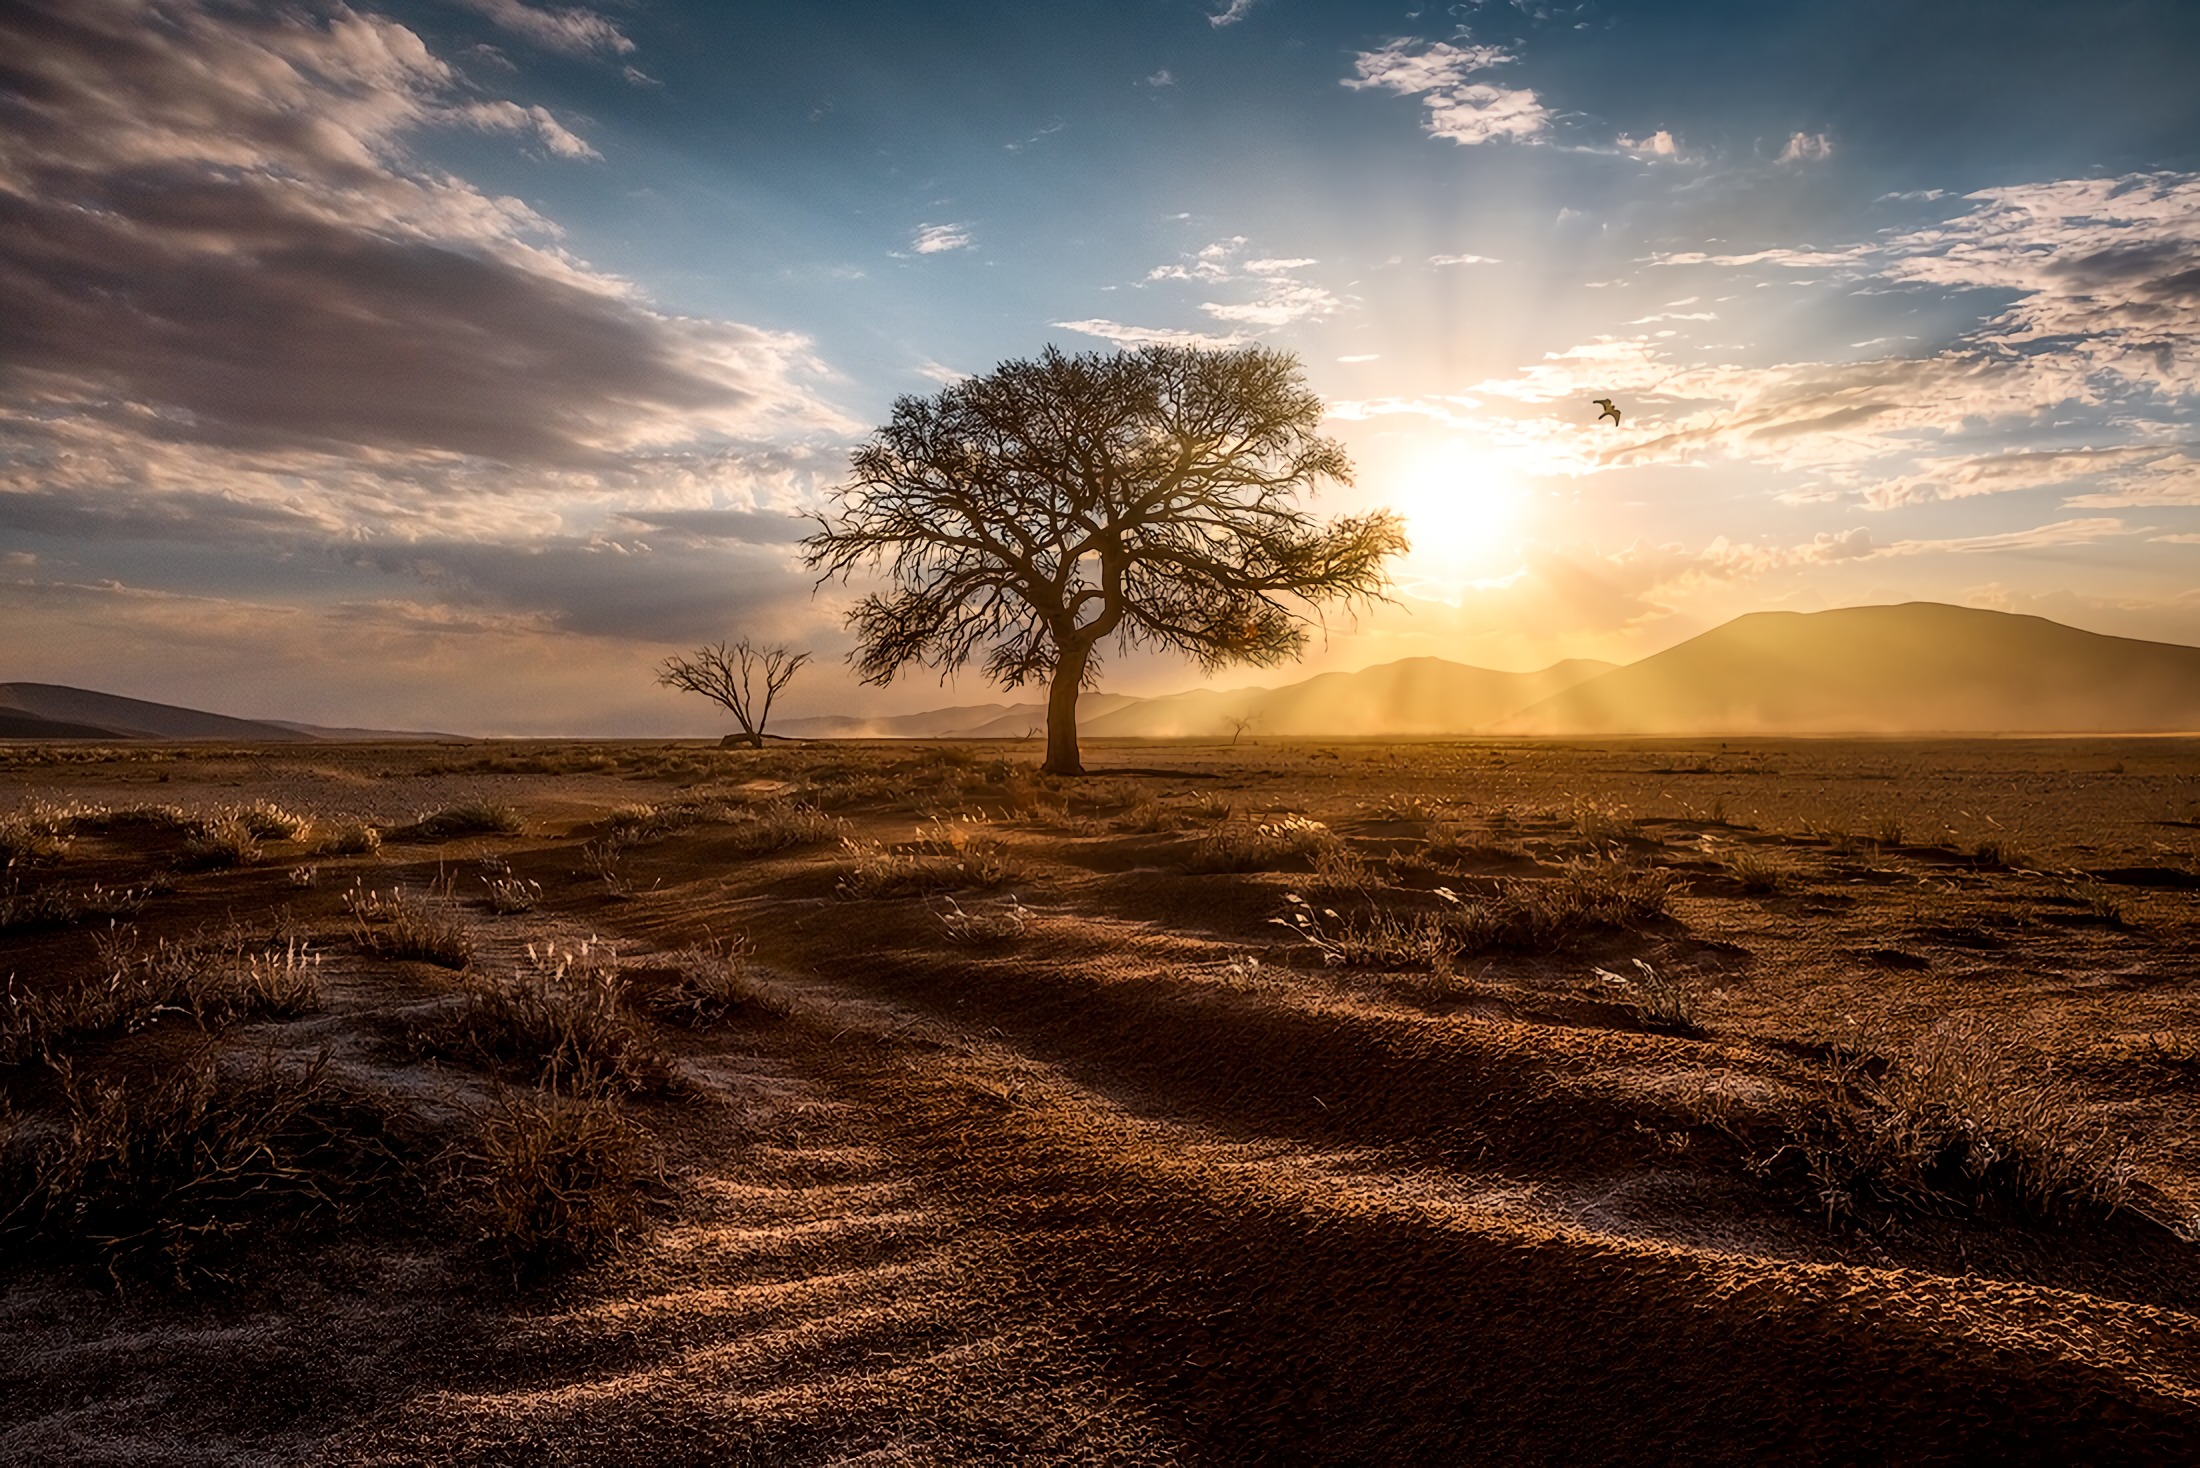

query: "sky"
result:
(2, 0), (2197, 735)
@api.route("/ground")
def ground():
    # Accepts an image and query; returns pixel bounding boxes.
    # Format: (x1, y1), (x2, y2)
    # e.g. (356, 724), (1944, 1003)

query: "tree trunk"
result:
(1041, 642), (1088, 776)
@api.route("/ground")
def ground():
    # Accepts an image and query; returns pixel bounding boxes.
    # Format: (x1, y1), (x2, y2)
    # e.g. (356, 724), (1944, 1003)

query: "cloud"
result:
(1430, 253), (1501, 266)
(910, 222), (974, 254)
(1618, 130), (1681, 159)
(1343, 38), (1549, 146)
(452, 99), (602, 159)
(1209, 0), (1262, 26)
(452, 0), (634, 59)
(0, 0), (854, 678)
(1779, 131), (1834, 163)
(1052, 319), (1250, 349)
(1140, 237), (1337, 331)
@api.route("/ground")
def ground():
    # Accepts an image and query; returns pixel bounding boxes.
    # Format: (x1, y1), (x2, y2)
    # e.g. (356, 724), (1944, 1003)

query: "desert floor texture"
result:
(3, 735), (2199, 1464)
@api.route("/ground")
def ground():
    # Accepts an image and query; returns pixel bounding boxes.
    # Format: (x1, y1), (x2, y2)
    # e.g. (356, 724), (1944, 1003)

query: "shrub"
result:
(0, 1048), (420, 1285)
(1789, 1019), (2135, 1226)
(410, 942), (676, 1096)
(237, 800), (312, 842)
(347, 885), (475, 968)
(458, 1084), (653, 1279)
(1187, 815), (1339, 873)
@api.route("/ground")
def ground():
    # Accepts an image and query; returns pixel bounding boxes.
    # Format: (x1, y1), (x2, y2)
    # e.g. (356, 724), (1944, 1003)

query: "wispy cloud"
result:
(1051, 319), (1249, 349)
(1430, 253), (1501, 266)
(1779, 131), (1834, 163)
(453, 0), (635, 59)
(1208, 0), (1262, 28)
(1343, 38), (1549, 146)
(910, 222), (975, 254)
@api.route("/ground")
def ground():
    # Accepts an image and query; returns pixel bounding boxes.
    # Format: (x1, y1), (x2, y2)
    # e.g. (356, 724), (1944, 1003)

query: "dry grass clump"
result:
(645, 936), (789, 1026)
(1423, 820), (1528, 867)
(835, 817), (1022, 898)
(347, 884), (475, 968)
(1595, 958), (1702, 1034)
(456, 1083), (653, 1279)
(1873, 814), (1906, 848)
(1572, 801), (1633, 845)
(1, 931), (320, 1064)
(718, 799), (846, 856)
(395, 800), (524, 842)
(314, 818), (382, 856)
(1111, 799), (1190, 834)
(410, 941), (677, 1097)
(580, 834), (638, 897)
(1273, 860), (1675, 970)
(1306, 842), (1379, 897)
(1970, 835), (2029, 870)
(181, 809), (263, 869)
(0, 1048), (420, 1285)
(0, 878), (150, 934)
(1187, 815), (1340, 873)
(936, 893), (1030, 948)
(1788, 1019), (2136, 1227)
(0, 800), (77, 868)
(237, 800), (312, 841)
(1723, 847), (1789, 894)
(1441, 860), (1675, 956)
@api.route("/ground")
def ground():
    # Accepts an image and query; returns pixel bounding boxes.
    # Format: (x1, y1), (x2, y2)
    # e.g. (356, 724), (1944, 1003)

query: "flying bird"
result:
(1592, 398), (1622, 427)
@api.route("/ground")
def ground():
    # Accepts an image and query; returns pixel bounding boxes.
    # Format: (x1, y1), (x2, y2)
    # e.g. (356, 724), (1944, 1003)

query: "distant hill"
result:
(776, 658), (1614, 740)
(0, 684), (460, 742)
(1503, 603), (2200, 735)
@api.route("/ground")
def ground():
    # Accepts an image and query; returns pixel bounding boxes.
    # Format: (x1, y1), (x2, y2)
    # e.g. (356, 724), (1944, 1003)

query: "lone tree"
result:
(804, 345), (1407, 775)
(657, 639), (810, 748)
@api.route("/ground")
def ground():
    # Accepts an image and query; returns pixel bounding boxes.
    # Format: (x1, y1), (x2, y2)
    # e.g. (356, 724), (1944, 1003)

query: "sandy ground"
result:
(2, 735), (2198, 1463)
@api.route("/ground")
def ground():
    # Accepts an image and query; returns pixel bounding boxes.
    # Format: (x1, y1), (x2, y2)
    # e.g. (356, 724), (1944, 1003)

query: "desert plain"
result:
(3, 734), (2199, 1463)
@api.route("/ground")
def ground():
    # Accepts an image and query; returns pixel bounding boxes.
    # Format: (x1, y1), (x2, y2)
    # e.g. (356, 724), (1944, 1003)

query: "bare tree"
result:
(657, 640), (810, 748)
(803, 344), (1407, 775)
(1224, 713), (1257, 746)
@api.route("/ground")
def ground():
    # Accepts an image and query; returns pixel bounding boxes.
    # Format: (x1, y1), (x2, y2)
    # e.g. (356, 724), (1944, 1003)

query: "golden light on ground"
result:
(1389, 443), (1535, 591)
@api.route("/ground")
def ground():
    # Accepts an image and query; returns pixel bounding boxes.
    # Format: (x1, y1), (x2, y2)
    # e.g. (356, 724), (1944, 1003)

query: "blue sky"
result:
(2, 0), (2197, 732)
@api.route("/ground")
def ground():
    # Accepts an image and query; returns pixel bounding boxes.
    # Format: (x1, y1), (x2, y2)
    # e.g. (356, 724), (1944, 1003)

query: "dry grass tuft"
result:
(347, 884), (475, 968)
(410, 941), (677, 1096)
(0, 801), (78, 868)
(936, 893), (1030, 948)
(1187, 815), (1340, 873)
(0, 1048), (422, 1285)
(719, 799), (848, 856)
(645, 936), (789, 1026)
(456, 1083), (653, 1279)
(1595, 958), (1702, 1034)
(181, 809), (263, 869)
(1970, 835), (2029, 870)
(1, 931), (320, 1064)
(0, 879), (150, 934)
(1724, 847), (1789, 894)
(396, 800), (524, 842)
(314, 818), (382, 856)
(1787, 1018), (2136, 1227)
(835, 817), (1022, 898)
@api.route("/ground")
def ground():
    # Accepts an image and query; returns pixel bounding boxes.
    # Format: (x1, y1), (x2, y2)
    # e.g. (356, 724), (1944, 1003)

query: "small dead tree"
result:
(804, 344), (1407, 775)
(657, 640), (810, 748)
(1225, 714), (1257, 746)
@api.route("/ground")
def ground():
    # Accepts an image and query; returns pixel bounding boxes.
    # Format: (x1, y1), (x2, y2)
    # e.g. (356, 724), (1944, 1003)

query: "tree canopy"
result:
(803, 344), (1407, 774)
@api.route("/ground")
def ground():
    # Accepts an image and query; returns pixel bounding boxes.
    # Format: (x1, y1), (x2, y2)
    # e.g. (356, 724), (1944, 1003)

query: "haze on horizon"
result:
(2, 0), (2197, 737)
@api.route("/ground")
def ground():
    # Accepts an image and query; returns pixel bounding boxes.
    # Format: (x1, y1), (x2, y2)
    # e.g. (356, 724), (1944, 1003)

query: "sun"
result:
(1389, 446), (1533, 586)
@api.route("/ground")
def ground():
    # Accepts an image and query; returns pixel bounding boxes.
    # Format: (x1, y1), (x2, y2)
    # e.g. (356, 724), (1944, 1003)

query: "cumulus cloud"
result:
(1619, 130), (1681, 160)
(1343, 38), (1549, 146)
(1209, 0), (1262, 27)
